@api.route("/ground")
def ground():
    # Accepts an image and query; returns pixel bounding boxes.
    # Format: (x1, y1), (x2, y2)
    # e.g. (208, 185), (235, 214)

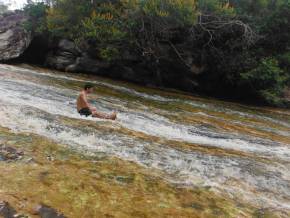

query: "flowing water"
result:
(0, 64), (290, 216)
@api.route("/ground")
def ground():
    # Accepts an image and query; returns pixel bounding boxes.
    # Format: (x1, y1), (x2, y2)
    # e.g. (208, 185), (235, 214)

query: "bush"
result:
(259, 1), (290, 53)
(141, 0), (198, 26)
(197, 0), (235, 16)
(81, 4), (126, 43)
(239, 57), (288, 104)
(19, 0), (290, 106)
(23, 2), (48, 34)
(0, 2), (8, 14)
(279, 52), (290, 73)
(46, 0), (92, 38)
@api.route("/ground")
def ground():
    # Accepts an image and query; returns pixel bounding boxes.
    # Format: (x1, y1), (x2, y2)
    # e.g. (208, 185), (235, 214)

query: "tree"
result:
(46, 0), (92, 38)
(20, 0), (290, 105)
(23, 2), (48, 34)
(240, 57), (288, 105)
(0, 1), (8, 14)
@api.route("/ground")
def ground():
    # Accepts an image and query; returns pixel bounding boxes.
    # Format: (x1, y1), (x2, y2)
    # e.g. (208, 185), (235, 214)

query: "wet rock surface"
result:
(0, 201), (27, 218)
(0, 144), (24, 162)
(0, 12), (31, 61)
(45, 39), (80, 71)
(0, 65), (290, 217)
(0, 201), (16, 218)
(0, 127), (260, 218)
(0, 201), (65, 218)
(34, 205), (66, 218)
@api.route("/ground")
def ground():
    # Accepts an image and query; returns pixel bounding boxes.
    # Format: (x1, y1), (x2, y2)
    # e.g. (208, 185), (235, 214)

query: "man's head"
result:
(84, 83), (94, 94)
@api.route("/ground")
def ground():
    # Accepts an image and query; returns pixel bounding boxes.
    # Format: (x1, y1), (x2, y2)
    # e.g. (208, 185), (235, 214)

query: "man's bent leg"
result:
(92, 111), (117, 120)
(90, 107), (97, 112)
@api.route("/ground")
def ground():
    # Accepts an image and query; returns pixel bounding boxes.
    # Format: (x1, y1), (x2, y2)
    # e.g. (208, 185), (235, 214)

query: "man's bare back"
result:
(77, 90), (90, 111)
(77, 84), (117, 120)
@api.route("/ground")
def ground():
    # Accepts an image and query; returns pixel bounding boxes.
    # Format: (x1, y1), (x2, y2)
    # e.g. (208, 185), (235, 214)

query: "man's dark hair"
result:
(84, 83), (94, 90)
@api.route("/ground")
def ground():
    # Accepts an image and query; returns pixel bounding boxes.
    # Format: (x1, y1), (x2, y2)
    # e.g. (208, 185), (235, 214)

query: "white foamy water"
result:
(0, 64), (290, 212)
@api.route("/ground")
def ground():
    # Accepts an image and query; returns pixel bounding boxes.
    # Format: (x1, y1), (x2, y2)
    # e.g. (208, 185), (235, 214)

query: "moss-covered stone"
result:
(0, 127), (261, 218)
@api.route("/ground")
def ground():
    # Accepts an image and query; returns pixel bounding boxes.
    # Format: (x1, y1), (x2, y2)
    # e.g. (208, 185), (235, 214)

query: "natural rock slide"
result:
(0, 64), (289, 217)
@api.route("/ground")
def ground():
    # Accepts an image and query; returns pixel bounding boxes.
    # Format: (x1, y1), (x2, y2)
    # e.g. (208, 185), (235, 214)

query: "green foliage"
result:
(260, 1), (290, 52)
(141, 0), (198, 25)
(45, 0), (128, 60)
(197, 0), (235, 16)
(259, 89), (285, 106)
(240, 58), (288, 104)
(23, 2), (48, 34)
(100, 47), (120, 61)
(20, 0), (290, 105)
(81, 4), (126, 43)
(0, 2), (8, 14)
(46, 0), (92, 38)
(231, 0), (285, 16)
(279, 52), (290, 75)
(79, 3), (127, 60)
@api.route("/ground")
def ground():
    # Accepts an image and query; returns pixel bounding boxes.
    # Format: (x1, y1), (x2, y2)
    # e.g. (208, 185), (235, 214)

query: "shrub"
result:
(197, 0), (235, 16)
(19, 0), (290, 106)
(0, 2), (8, 14)
(259, 1), (290, 53)
(46, 0), (92, 38)
(240, 57), (288, 104)
(141, 0), (198, 26)
(23, 2), (48, 34)
(81, 4), (126, 43)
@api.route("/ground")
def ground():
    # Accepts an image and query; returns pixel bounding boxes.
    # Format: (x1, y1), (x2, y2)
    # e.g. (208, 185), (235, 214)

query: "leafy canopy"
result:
(22, 0), (290, 105)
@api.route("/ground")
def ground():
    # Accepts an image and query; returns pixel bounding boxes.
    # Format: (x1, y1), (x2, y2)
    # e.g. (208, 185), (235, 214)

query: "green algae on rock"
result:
(0, 127), (259, 218)
(0, 64), (290, 218)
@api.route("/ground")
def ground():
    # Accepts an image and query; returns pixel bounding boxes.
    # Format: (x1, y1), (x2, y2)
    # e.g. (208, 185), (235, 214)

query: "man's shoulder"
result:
(79, 91), (87, 98)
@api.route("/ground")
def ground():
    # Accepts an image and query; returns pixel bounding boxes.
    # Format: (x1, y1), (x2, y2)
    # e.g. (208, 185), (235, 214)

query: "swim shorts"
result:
(78, 107), (92, 117)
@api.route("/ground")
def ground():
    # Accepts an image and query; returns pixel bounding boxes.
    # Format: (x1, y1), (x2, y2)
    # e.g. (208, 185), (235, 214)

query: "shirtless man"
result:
(77, 84), (117, 120)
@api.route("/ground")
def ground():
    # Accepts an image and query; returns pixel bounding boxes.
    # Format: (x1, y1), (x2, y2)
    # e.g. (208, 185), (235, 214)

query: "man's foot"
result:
(109, 112), (117, 120)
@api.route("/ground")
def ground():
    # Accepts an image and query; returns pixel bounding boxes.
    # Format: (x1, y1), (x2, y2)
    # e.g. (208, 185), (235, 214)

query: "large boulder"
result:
(45, 40), (111, 74)
(65, 53), (110, 74)
(45, 51), (76, 70)
(45, 39), (80, 70)
(0, 12), (32, 61)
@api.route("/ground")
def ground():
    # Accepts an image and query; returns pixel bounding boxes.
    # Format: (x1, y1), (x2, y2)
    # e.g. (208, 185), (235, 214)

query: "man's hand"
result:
(89, 106), (97, 112)
(108, 112), (117, 120)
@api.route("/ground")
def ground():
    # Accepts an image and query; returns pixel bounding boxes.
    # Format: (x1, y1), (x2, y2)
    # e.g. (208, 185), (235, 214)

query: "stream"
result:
(0, 64), (290, 216)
